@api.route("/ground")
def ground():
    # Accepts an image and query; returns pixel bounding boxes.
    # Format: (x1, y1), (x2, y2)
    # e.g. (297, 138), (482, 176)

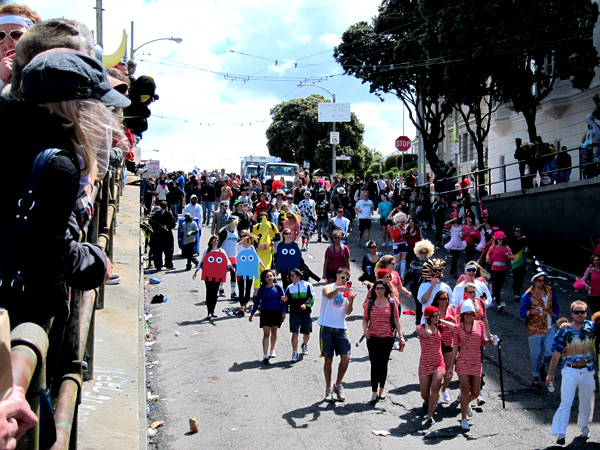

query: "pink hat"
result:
(493, 231), (507, 240)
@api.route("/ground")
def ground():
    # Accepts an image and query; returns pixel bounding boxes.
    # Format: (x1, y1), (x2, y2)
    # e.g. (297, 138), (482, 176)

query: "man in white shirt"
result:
(328, 207), (351, 244)
(354, 191), (374, 246)
(317, 267), (356, 402)
(452, 264), (493, 308)
(183, 194), (202, 223)
(417, 262), (453, 322)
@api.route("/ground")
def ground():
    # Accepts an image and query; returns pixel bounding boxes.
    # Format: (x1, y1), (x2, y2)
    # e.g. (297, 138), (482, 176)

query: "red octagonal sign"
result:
(395, 136), (411, 152)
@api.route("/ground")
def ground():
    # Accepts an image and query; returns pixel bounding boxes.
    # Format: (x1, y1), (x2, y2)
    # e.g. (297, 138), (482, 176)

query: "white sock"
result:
(230, 282), (236, 293)
(401, 260), (407, 278)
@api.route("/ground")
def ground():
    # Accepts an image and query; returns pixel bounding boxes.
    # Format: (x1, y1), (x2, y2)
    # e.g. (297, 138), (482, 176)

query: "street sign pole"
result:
(331, 94), (336, 179)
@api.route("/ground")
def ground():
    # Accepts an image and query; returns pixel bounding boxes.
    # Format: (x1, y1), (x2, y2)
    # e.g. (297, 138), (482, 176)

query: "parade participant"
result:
(149, 201), (176, 270)
(388, 211), (409, 277)
(355, 190), (374, 246)
(218, 216), (240, 298)
(298, 191), (316, 250)
(377, 193), (393, 247)
(193, 236), (232, 320)
(318, 267), (357, 402)
(404, 240), (435, 325)
(486, 231), (514, 312)
(476, 202), (494, 257)
(249, 270), (287, 364)
(282, 212), (301, 243)
(322, 230), (350, 284)
(252, 212), (278, 293)
(235, 231), (263, 314)
(582, 254), (600, 313)
(359, 241), (382, 284)
(452, 262), (492, 308)
(315, 192), (329, 242)
(328, 207), (351, 244)
(373, 256), (411, 299)
(276, 229), (302, 290)
(231, 200), (251, 233)
(520, 272), (560, 389)
(405, 217), (422, 267)
(546, 301), (594, 445)
(283, 269), (316, 362)
(508, 224), (531, 302)
(417, 259), (452, 322)
(180, 213), (199, 271)
(462, 216), (480, 265)
(418, 306), (455, 425)
(200, 176), (216, 226)
(431, 291), (457, 404)
(444, 205), (466, 278)
(211, 201), (229, 236)
(449, 300), (493, 431)
(363, 280), (404, 404)
(254, 192), (270, 218)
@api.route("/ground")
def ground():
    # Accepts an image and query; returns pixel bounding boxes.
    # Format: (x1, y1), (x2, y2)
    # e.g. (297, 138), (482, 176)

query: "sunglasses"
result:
(338, 274), (349, 280)
(283, 232), (291, 235)
(369, 246), (378, 249)
(419, 250), (429, 254)
(375, 286), (386, 290)
(464, 312), (475, 317)
(431, 269), (441, 273)
(431, 314), (440, 318)
(535, 279), (546, 283)
(514, 229), (522, 233)
(439, 297), (449, 301)
(466, 268), (477, 272)
(572, 310), (587, 315)
(0, 29), (25, 43)
(333, 237), (342, 240)
(465, 290), (476, 294)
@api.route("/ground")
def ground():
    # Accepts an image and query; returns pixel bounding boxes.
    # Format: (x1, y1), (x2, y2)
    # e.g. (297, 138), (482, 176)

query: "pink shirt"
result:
(486, 245), (513, 271)
(283, 220), (301, 242)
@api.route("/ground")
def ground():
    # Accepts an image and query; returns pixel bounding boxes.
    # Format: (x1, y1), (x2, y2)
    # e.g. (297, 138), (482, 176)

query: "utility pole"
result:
(331, 93), (337, 179)
(94, 0), (104, 48)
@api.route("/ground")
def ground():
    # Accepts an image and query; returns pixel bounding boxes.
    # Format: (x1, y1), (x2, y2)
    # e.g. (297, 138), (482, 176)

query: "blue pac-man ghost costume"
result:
(236, 247), (260, 280)
(276, 242), (301, 272)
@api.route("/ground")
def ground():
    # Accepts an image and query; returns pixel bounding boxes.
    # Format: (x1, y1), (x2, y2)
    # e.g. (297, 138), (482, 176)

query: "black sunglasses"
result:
(573, 310), (587, 315)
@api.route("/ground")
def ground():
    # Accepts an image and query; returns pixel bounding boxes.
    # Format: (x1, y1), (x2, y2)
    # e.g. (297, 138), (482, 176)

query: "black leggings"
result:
(280, 271), (292, 292)
(465, 245), (475, 265)
(366, 336), (395, 392)
(411, 282), (422, 325)
(205, 280), (220, 315)
(237, 277), (253, 307)
(490, 270), (508, 303)
(450, 250), (461, 275)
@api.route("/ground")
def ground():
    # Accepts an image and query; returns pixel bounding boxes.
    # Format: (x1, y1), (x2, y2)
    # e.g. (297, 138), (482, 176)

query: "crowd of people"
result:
(140, 157), (600, 443)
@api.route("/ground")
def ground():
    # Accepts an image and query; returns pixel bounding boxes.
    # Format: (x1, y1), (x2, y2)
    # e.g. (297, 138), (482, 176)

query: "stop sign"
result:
(395, 136), (411, 152)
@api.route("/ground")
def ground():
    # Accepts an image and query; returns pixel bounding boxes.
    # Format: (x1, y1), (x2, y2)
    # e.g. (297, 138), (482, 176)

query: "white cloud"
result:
(319, 33), (341, 47)
(294, 34), (311, 44)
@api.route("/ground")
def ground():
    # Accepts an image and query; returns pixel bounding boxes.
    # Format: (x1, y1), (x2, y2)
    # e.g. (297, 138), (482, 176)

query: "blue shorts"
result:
(290, 313), (312, 335)
(393, 242), (408, 255)
(319, 325), (351, 358)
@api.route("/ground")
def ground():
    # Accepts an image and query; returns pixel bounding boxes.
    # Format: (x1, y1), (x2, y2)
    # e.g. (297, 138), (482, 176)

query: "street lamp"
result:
(129, 21), (182, 60)
(298, 82), (337, 178)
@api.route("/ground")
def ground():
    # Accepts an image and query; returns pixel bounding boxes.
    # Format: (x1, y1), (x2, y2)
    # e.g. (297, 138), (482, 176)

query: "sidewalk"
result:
(77, 177), (144, 450)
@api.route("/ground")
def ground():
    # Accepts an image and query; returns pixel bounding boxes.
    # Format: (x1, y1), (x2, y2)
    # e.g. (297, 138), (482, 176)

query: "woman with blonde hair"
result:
(388, 211), (409, 277)
(373, 255), (411, 298)
(282, 211), (301, 243)
(404, 240), (435, 324)
(218, 216), (240, 298)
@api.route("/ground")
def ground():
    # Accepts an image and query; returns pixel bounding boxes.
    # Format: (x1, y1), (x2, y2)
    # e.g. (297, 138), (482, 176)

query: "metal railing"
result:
(10, 164), (125, 450)
(417, 146), (595, 199)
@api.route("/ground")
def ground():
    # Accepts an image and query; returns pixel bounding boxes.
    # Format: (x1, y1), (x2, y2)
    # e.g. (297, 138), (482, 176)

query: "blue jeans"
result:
(559, 170), (570, 183)
(171, 203), (180, 218)
(528, 327), (556, 377)
(316, 219), (328, 239)
(202, 201), (213, 224)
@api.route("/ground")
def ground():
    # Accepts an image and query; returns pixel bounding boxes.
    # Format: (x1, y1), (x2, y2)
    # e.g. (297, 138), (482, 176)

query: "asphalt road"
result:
(143, 216), (599, 450)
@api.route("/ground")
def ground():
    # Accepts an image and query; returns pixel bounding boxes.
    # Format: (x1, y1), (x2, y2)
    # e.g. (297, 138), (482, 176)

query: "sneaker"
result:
(211, 313), (218, 318)
(269, 349), (276, 359)
(231, 292), (238, 299)
(364, 241), (369, 247)
(301, 343), (308, 355)
(381, 242), (386, 247)
(477, 395), (485, 406)
(497, 302), (506, 312)
(425, 418), (435, 426)
(556, 435), (565, 445)
(581, 427), (590, 440)
(461, 418), (470, 430)
(105, 274), (121, 285)
(325, 388), (334, 402)
(466, 404), (473, 417)
(219, 289), (225, 297)
(333, 384), (346, 402)
(263, 356), (270, 365)
(531, 380), (542, 390)
(393, 342), (400, 350)
(442, 391), (451, 403)
(514, 294), (521, 302)
(291, 351), (298, 362)
(457, 392), (462, 401)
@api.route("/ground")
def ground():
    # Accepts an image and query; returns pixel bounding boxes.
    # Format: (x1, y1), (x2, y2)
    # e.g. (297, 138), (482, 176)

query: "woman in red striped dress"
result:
(449, 300), (493, 431)
(363, 280), (405, 404)
(418, 306), (456, 425)
(431, 291), (457, 404)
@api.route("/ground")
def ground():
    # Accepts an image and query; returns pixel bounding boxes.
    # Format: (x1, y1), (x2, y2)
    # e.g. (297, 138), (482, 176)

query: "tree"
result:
(492, 0), (599, 141)
(265, 94), (373, 175)
(334, 0), (453, 170)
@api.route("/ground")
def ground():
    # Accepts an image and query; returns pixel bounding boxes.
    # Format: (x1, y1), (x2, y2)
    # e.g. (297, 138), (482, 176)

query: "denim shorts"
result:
(319, 325), (351, 357)
(290, 312), (312, 335)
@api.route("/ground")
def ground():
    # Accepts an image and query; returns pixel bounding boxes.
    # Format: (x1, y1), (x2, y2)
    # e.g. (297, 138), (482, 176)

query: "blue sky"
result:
(23, 0), (415, 172)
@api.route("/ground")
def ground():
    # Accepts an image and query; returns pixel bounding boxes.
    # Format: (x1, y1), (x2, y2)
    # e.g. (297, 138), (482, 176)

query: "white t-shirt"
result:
(452, 280), (493, 308)
(155, 184), (169, 201)
(355, 199), (374, 219)
(332, 216), (351, 244)
(317, 283), (348, 329)
(183, 203), (203, 221)
(417, 281), (453, 323)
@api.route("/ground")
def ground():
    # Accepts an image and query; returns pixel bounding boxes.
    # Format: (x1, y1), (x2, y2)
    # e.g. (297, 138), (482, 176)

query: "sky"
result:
(22, 0), (415, 173)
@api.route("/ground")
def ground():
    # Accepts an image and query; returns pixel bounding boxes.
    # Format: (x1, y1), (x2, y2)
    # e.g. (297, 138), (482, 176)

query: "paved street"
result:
(143, 215), (598, 449)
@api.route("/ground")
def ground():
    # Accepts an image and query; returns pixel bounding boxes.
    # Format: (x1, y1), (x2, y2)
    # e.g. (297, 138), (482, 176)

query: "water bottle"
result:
(493, 335), (499, 346)
(548, 382), (555, 393)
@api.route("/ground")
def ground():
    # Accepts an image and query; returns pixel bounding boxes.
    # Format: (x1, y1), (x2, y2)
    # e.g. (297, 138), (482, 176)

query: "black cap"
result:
(21, 50), (131, 108)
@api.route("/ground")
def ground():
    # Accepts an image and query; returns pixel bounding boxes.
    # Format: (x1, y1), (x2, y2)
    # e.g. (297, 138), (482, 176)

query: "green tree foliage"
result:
(334, 0), (453, 170)
(265, 94), (373, 175)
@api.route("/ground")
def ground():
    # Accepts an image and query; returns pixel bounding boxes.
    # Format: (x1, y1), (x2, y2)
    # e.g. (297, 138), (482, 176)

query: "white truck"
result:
(240, 155), (280, 179)
(262, 162), (300, 192)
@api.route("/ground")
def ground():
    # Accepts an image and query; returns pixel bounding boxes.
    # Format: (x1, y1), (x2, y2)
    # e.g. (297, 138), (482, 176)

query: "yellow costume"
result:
(252, 216), (278, 288)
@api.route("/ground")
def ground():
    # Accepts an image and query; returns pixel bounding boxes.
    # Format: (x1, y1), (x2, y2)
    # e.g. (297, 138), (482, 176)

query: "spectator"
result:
(0, 385), (38, 450)
(514, 138), (534, 189)
(200, 176), (216, 226)
(149, 201), (176, 270)
(556, 146), (572, 183)
(431, 194), (448, 246)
